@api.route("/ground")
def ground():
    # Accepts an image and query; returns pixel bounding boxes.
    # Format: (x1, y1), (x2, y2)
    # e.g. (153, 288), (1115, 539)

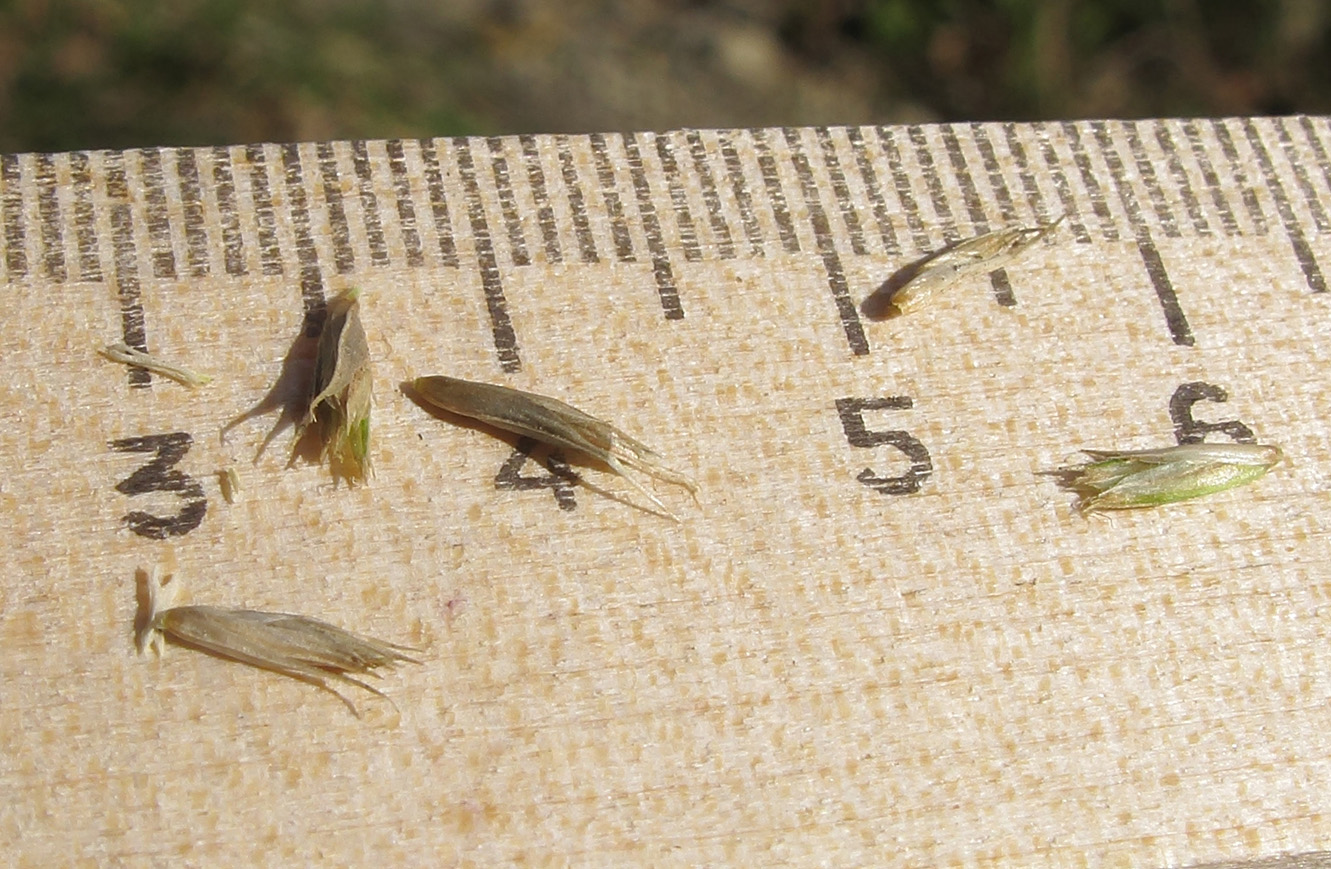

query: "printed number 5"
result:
(836, 397), (933, 495)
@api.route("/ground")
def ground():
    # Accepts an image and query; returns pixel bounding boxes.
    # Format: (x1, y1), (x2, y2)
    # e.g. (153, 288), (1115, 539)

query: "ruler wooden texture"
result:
(2, 119), (1331, 867)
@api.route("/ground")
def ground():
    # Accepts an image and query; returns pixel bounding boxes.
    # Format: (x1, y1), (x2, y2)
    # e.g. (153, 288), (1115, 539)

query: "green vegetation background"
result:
(1, 0), (1328, 153)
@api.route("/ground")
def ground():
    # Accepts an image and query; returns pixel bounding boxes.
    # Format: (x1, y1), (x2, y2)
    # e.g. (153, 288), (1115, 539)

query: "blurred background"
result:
(1, 0), (1328, 153)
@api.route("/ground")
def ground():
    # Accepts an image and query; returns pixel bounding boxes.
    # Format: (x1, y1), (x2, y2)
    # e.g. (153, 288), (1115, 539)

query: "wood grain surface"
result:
(1, 120), (1330, 866)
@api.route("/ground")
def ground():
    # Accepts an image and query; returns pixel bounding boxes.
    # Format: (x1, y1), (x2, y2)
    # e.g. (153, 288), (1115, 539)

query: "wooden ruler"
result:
(2, 119), (1330, 866)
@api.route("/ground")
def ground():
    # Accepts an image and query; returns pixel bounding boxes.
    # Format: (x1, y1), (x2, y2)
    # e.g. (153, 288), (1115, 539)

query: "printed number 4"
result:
(494, 437), (580, 511)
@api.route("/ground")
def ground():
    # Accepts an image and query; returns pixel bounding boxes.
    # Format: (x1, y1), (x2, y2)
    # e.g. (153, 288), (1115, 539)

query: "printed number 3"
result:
(109, 432), (207, 539)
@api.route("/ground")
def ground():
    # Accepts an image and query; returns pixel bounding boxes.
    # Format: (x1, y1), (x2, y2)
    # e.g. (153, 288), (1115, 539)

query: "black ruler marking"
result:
(352, 140), (391, 269)
(685, 130), (737, 259)
(210, 147), (246, 277)
(1001, 123), (1059, 228)
(989, 269), (1016, 308)
(555, 135), (599, 264)
(4, 124), (1322, 377)
(1058, 121), (1119, 241)
(104, 151), (150, 387)
(315, 142), (354, 275)
(1117, 121), (1181, 239)
(1299, 116), (1331, 201)
(875, 126), (932, 251)
(487, 137), (530, 268)
(995, 124), (1060, 309)
(139, 148), (177, 279)
(386, 139), (425, 269)
(782, 127), (869, 357)
(752, 129), (800, 254)
(35, 153), (66, 283)
(1273, 117), (1331, 233)
(908, 124), (958, 242)
(0, 154), (25, 278)
(589, 132), (635, 262)
(454, 137), (521, 372)
(969, 124), (1017, 223)
(1139, 238), (1195, 346)
(1086, 122), (1145, 230)
(845, 126), (900, 256)
(1028, 124), (1090, 243)
(1083, 121), (1195, 345)
(718, 132), (766, 257)
(1209, 120), (1269, 234)
(1238, 118), (1326, 294)
(625, 132), (684, 319)
(174, 148), (210, 278)
(1179, 119), (1241, 236)
(279, 144), (328, 336)
(654, 133), (703, 263)
(1151, 122), (1212, 236)
(418, 138), (460, 268)
(939, 124), (989, 232)
(69, 152), (102, 282)
(815, 127), (869, 256)
(518, 134), (562, 264)
(244, 145), (284, 277)
(943, 125), (1017, 307)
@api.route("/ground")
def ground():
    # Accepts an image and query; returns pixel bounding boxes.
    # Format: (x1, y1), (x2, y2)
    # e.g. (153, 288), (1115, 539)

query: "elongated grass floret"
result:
(884, 216), (1064, 317)
(135, 568), (418, 716)
(1055, 442), (1282, 513)
(99, 343), (212, 388)
(298, 287), (372, 483)
(412, 374), (698, 519)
